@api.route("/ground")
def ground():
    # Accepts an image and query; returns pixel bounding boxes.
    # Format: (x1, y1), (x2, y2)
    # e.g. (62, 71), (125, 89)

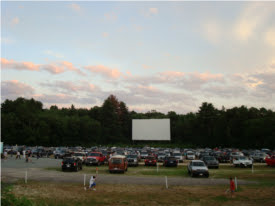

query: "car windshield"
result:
(141, 152), (148, 155)
(205, 156), (215, 160)
(111, 158), (122, 164)
(88, 153), (100, 156)
(74, 153), (84, 156)
(239, 156), (247, 160)
(192, 162), (205, 166)
(127, 155), (137, 158)
(187, 152), (194, 155)
(168, 157), (176, 160)
(173, 153), (181, 156)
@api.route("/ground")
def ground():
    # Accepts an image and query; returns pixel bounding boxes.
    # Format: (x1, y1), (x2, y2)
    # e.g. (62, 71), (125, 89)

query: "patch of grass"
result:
(7, 181), (275, 206)
(212, 195), (229, 202)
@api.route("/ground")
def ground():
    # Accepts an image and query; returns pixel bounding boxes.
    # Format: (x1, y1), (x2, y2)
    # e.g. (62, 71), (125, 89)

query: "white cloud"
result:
(265, 28), (275, 47)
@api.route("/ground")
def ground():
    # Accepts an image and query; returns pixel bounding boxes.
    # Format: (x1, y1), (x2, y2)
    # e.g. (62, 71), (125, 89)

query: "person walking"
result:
(16, 151), (21, 159)
(229, 177), (236, 198)
(23, 150), (26, 159)
(89, 175), (97, 191)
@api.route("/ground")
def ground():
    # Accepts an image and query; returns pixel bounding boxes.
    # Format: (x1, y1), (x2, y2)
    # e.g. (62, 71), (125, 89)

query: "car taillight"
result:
(74, 163), (76, 166)
(61, 162), (63, 165)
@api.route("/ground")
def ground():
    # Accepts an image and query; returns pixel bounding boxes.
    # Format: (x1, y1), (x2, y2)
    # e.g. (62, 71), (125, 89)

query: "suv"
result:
(86, 152), (106, 166)
(62, 157), (82, 172)
(201, 156), (219, 169)
(187, 160), (209, 177)
(163, 156), (178, 167)
(126, 154), (139, 167)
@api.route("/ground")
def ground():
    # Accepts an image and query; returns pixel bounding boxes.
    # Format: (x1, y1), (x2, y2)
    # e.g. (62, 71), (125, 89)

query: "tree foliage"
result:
(1, 96), (275, 148)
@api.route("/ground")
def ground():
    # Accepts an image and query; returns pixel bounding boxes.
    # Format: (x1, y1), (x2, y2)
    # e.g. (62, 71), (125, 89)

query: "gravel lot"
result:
(1, 157), (255, 186)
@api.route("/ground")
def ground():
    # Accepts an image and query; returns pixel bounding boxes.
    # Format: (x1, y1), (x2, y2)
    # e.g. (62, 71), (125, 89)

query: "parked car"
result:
(217, 152), (231, 163)
(201, 156), (219, 169)
(86, 152), (106, 166)
(62, 157), (82, 172)
(163, 156), (178, 167)
(157, 153), (166, 162)
(172, 152), (183, 163)
(186, 151), (196, 160)
(54, 150), (66, 159)
(251, 153), (268, 163)
(265, 155), (275, 166)
(126, 154), (139, 167)
(140, 151), (149, 159)
(108, 155), (128, 173)
(187, 160), (209, 177)
(72, 152), (87, 163)
(233, 156), (253, 168)
(144, 156), (157, 166)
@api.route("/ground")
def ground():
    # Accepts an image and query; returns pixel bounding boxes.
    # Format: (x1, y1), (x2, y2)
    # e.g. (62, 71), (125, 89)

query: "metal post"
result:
(235, 176), (237, 191)
(157, 163), (159, 173)
(165, 176), (168, 189)
(84, 174), (86, 186)
(25, 170), (27, 184)
(252, 164), (254, 174)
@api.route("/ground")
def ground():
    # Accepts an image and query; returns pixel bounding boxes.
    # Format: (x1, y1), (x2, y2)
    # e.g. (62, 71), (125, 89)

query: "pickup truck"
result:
(86, 152), (105, 166)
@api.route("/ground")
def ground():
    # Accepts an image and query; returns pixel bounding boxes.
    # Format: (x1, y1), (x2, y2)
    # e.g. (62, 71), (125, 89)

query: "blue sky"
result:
(1, 1), (275, 113)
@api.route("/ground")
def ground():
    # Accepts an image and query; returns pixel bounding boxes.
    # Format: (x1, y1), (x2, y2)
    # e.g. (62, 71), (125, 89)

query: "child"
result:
(230, 177), (235, 198)
(89, 175), (97, 191)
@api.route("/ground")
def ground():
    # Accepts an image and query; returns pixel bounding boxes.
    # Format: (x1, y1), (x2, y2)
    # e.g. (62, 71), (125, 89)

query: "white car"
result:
(233, 156), (253, 167)
(186, 151), (196, 160)
(187, 160), (209, 177)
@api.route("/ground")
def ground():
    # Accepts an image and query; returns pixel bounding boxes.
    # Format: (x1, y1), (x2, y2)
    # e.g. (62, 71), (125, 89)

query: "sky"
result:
(1, 1), (275, 114)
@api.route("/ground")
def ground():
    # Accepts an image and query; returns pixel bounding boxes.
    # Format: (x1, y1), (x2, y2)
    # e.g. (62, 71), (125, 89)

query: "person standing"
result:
(4, 150), (8, 160)
(230, 177), (235, 198)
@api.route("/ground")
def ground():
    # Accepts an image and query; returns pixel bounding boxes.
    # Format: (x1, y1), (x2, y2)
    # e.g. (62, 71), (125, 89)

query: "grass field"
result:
(46, 164), (275, 181)
(2, 164), (275, 206)
(2, 180), (275, 206)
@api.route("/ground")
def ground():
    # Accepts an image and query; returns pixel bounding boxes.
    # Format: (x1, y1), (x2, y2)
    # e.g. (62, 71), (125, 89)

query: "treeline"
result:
(1, 95), (275, 148)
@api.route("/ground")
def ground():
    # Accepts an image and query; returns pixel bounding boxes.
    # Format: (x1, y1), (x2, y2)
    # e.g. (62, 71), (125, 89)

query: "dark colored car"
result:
(126, 154), (139, 167)
(163, 156), (178, 167)
(55, 150), (66, 159)
(202, 156), (219, 169)
(144, 156), (157, 166)
(217, 152), (230, 163)
(62, 157), (82, 172)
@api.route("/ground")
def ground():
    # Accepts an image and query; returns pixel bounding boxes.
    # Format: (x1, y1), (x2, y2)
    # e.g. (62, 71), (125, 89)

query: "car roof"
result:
(191, 160), (204, 163)
(111, 155), (126, 158)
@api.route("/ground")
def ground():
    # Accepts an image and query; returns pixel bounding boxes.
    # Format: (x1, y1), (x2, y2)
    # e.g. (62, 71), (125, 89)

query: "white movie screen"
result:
(132, 119), (171, 141)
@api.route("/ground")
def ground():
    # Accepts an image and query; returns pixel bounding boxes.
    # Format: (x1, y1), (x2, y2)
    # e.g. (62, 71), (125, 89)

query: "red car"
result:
(265, 155), (275, 166)
(86, 152), (106, 166)
(144, 156), (157, 166)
